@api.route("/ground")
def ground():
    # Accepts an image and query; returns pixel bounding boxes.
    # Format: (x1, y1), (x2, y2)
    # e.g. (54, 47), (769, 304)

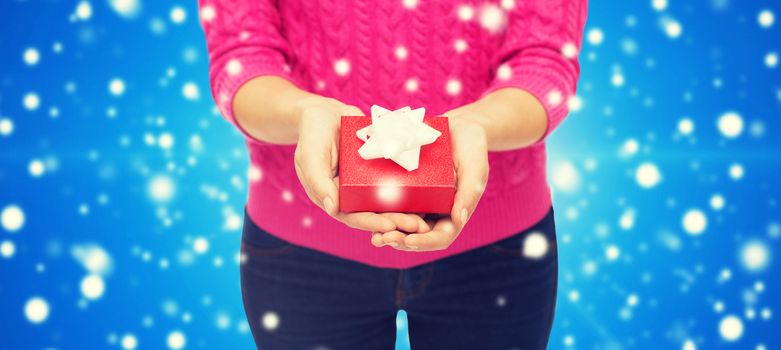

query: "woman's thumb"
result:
(342, 105), (364, 116)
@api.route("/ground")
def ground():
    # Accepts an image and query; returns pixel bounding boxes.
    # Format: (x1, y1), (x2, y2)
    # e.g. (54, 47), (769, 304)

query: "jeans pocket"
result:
(487, 207), (556, 258)
(241, 212), (297, 256)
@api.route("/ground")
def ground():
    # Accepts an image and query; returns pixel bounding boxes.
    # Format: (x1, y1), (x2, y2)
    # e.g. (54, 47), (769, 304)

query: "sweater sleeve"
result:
(479, 0), (588, 145)
(198, 0), (299, 143)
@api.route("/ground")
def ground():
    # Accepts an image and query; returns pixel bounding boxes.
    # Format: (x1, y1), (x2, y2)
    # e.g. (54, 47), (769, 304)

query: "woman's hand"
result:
(372, 112), (490, 251)
(293, 96), (430, 234)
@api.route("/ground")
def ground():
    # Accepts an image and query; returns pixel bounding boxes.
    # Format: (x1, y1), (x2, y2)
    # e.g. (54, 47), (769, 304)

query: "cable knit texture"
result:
(199, 0), (587, 269)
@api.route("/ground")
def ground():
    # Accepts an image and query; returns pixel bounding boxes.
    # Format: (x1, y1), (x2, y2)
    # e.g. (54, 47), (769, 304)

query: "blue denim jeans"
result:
(240, 208), (558, 350)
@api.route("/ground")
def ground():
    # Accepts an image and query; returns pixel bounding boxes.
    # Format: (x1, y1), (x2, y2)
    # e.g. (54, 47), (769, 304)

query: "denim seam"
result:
(395, 270), (406, 308)
(404, 265), (435, 301)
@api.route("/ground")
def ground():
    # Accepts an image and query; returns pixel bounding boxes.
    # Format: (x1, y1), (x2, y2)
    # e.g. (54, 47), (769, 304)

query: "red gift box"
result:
(338, 115), (455, 214)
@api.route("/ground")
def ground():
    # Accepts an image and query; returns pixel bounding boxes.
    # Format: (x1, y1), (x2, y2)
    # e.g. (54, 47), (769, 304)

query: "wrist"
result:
(447, 108), (490, 138)
(292, 95), (333, 124)
(292, 95), (344, 133)
(448, 112), (489, 148)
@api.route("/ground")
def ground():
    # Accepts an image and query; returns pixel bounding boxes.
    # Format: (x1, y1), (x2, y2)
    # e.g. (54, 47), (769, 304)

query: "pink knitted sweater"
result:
(199, 0), (587, 269)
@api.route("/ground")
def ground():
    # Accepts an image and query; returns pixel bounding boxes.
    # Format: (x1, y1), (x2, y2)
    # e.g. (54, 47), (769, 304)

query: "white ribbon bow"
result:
(356, 105), (442, 171)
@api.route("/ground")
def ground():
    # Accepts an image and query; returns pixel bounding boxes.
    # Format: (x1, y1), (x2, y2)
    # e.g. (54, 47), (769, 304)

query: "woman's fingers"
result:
(334, 211), (397, 233)
(449, 118), (489, 230)
(371, 232), (385, 247)
(380, 212), (421, 233)
(402, 217), (458, 251)
(413, 214), (432, 233)
(341, 105), (364, 116)
(295, 110), (340, 215)
(371, 213), (436, 251)
(294, 149), (334, 215)
(380, 230), (409, 249)
(295, 151), (338, 214)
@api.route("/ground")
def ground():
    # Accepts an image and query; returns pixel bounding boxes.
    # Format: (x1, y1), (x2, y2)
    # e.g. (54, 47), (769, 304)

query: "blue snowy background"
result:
(1, 0), (779, 349)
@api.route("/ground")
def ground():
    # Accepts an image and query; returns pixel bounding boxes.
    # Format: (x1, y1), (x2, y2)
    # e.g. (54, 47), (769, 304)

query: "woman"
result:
(199, 0), (587, 348)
